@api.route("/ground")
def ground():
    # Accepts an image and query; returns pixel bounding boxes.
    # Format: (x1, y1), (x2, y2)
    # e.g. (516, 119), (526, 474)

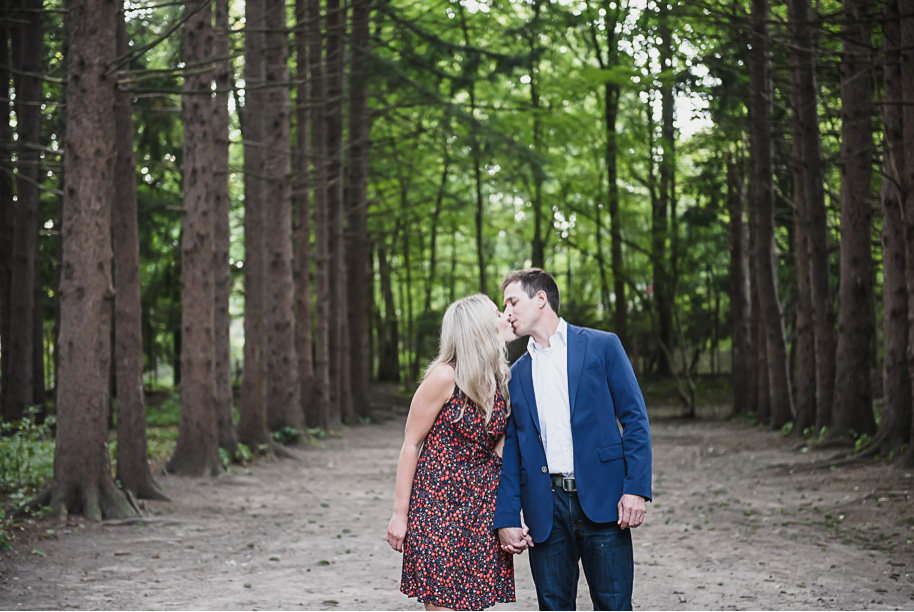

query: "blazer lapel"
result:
(518, 354), (541, 435)
(567, 324), (587, 415)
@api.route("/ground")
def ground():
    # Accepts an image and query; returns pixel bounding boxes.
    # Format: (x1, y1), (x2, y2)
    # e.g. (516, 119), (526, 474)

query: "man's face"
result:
(502, 281), (542, 337)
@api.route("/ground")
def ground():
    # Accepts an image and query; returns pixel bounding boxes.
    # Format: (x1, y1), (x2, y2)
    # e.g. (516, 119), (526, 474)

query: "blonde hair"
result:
(425, 294), (511, 424)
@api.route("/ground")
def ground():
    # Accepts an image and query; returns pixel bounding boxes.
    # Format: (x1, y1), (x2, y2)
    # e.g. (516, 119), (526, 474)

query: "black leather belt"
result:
(550, 474), (576, 492)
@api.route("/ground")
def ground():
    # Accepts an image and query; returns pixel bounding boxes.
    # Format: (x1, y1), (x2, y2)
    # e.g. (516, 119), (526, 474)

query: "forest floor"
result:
(1, 382), (913, 611)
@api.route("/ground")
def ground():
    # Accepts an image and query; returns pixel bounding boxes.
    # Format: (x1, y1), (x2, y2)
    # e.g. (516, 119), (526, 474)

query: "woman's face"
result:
(495, 304), (517, 344)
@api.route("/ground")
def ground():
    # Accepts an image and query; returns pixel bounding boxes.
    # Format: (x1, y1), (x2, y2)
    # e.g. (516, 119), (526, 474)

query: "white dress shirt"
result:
(528, 318), (574, 477)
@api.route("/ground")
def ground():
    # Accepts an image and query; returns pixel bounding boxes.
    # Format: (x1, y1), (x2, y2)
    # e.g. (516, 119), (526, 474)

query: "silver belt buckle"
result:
(562, 477), (576, 492)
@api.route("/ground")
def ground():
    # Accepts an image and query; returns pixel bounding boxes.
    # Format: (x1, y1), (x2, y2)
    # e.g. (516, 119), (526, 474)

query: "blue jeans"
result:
(528, 487), (634, 611)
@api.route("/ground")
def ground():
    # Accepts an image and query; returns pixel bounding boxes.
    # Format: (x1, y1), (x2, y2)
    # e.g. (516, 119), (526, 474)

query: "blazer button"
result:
(541, 466), (547, 473)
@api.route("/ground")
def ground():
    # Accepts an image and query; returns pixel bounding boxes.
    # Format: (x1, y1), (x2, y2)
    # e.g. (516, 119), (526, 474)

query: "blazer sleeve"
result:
(605, 333), (653, 501)
(493, 409), (523, 529)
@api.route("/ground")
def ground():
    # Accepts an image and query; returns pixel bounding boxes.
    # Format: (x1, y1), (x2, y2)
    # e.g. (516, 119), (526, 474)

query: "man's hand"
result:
(617, 494), (646, 530)
(498, 526), (534, 554)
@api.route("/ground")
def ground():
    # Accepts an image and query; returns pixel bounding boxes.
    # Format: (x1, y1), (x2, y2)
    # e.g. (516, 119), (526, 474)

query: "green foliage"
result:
(0, 409), (56, 550)
(0, 508), (10, 551)
(0, 409), (56, 498)
(854, 434), (870, 454)
(145, 391), (182, 428)
(271, 426), (301, 446)
(220, 443), (255, 468)
(308, 427), (329, 440)
(780, 422), (794, 437)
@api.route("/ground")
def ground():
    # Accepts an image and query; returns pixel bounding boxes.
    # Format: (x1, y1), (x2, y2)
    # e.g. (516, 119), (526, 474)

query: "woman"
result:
(386, 294), (517, 611)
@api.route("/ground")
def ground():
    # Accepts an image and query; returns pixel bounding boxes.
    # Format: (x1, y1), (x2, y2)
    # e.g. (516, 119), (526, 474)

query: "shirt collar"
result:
(527, 318), (568, 355)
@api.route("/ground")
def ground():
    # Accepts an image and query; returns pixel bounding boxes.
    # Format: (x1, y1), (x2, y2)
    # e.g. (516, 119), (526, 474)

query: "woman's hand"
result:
(386, 513), (408, 552)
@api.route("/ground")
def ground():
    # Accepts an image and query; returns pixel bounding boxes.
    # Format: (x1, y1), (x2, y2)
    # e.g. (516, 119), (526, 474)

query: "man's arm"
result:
(493, 410), (522, 529)
(605, 333), (653, 505)
(493, 409), (533, 552)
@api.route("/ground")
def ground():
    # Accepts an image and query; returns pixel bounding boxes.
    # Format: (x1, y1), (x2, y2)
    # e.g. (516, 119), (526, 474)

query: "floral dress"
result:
(400, 386), (515, 610)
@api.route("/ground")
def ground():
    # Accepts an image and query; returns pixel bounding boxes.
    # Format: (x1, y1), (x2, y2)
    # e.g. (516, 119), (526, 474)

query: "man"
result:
(494, 268), (652, 611)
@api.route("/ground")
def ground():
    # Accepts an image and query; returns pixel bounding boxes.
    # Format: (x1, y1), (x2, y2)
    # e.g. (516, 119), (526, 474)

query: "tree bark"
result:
(7, 0), (43, 420)
(41, 0), (135, 521)
(727, 155), (751, 417)
(831, 0), (876, 439)
(875, 0), (911, 456)
(166, 0), (222, 476)
(0, 29), (13, 419)
(212, 0), (238, 456)
(654, 4), (674, 376)
(309, 0), (332, 431)
(457, 6), (487, 295)
(786, 0), (834, 431)
(294, 0), (314, 425)
(529, 4), (545, 270)
(113, 1), (167, 501)
(747, 196), (760, 418)
(424, 150), (449, 312)
(607, 83), (626, 345)
(326, 0), (350, 426)
(377, 243), (400, 383)
(263, 0), (304, 436)
(788, 42), (817, 433)
(345, 0), (372, 419)
(902, 1), (914, 468)
(749, 0), (793, 428)
(238, 0), (274, 453)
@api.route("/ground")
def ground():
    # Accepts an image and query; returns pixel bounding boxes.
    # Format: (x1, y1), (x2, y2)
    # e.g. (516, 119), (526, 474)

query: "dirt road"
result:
(1, 402), (912, 610)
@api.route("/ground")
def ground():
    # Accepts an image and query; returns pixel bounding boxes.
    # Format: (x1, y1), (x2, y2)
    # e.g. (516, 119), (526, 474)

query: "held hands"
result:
(497, 522), (534, 555)
(617, 494), (646, 530)
(386, 513), (407, 552)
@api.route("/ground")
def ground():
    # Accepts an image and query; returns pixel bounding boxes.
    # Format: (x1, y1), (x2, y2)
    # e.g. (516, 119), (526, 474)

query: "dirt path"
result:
(1, 404), (913, 611)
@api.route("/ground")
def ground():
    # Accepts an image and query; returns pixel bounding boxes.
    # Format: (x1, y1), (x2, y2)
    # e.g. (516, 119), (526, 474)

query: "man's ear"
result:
(536, 290), (547, 309)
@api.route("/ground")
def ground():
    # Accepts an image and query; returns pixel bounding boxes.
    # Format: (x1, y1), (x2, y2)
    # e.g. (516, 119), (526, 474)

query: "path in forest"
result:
(1, 401), (913, 611)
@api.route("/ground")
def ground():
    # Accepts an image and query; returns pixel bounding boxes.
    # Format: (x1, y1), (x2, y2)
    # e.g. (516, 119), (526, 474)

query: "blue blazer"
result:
(493, 324), (652, 543)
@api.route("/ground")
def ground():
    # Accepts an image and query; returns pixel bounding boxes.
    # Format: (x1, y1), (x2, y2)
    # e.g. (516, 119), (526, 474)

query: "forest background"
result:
(1, 0), (913, 537)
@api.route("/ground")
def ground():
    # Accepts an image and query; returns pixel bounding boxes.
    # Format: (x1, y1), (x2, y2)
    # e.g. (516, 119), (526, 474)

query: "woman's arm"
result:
(385, 363), (455, 552)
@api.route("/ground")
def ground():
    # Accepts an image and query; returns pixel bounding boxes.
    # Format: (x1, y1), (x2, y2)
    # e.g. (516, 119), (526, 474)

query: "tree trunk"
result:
(345, 0), (371, 420)
(166, 0), (222, 476)
(900, 0), (914, 468)
(456, 7), (486, 295)
(727, 155), (751, 417)
(424, 151), (449, 312)
(40, 0), (135, 521)
(747, 199), (760, 418)
(293, 0), (314, 425)
(786, 0), (836, 431)
(7, 0), (43, 420)
(238, 0), (274, 453)
(112, 1), (168, 500)
(377, 243), (400, 383)
(263, 0), (303, 436)
(606, 84), (626, 345)
(875, 0), (911, 456)
(0, 28), (12, 419)
(788, 37), (817, 432)
(32, 260), (45, 408)
(749, 0), (793, 428)
(212, 0), (238, 456)
(831, 0), (876, 439)
(530, 16), (545, 271)
(326, 0), (350, 426)
(654, 4), (674, 376)
(309, 0), (332, 431)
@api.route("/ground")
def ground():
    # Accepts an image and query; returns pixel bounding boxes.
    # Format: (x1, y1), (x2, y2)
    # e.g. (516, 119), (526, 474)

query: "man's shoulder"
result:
(510, 352), (531, 371)
(568, 323), (619, 344)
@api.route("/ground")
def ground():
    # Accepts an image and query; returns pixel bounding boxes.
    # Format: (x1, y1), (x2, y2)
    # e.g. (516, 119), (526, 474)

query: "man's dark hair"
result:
(501, 268), (560, 315)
